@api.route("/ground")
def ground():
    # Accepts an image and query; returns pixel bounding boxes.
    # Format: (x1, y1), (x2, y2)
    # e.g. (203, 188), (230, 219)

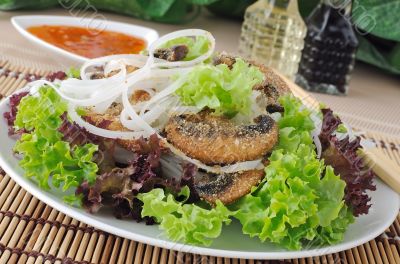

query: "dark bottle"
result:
(295, 0), (358, 95)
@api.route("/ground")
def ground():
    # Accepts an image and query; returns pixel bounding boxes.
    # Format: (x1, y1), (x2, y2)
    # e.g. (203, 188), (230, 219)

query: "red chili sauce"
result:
(28, 25), (146, 58)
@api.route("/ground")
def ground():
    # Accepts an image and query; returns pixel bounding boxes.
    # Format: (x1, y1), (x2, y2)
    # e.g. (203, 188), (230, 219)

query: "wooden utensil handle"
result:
(361, 148), (400, 194)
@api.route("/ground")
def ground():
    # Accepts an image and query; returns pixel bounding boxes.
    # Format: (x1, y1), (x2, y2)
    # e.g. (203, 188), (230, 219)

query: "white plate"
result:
(0, 93), (398, 260)
(11, 15), (159, 63)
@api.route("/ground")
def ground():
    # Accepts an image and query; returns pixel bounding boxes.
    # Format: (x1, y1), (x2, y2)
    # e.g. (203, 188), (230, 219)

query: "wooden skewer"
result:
(361, 148), (400, 194)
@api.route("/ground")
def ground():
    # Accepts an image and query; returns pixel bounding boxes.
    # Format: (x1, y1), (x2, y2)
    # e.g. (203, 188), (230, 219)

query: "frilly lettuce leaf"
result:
(3, 91), (29, 133)
(13, 86), (99, 192)
(319, 108), (375, 216)
(67, 67), (81, 79)
(14, 87), (67, 143)
(175, 58), (264, 117)
(277, 94), (315, 132)
(233, 95), (354, 250)
(137, 187), (233, 246)
(314, 205), (354, 246)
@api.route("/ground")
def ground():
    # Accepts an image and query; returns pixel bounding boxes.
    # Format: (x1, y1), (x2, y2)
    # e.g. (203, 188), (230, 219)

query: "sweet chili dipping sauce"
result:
(27, 25), (146, 58)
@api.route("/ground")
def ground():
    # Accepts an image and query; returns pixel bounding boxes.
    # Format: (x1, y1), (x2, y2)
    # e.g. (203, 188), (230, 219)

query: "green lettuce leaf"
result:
(137, 187), (233, 246)
(63, 193), (84, 207)
(67, 67), (81, 79)
(175, 58), (264, 117)
(232, 95), (354, 250)
(13, 86), (99, 192)
(160, 36), (210, 61)
(277, 95), (315, 132)
(14, 87), (66, 136)
(314, 205), (354, 246)
(336, 124), (348, 133)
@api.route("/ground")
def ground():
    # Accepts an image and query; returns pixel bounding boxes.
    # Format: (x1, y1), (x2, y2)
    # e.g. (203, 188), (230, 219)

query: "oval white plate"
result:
(0, 93), (398, 260)
(11, 15), (159, 63)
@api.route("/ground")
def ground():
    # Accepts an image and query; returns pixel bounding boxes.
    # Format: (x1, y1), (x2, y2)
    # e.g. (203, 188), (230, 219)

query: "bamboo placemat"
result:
(0, 60), (399, 264)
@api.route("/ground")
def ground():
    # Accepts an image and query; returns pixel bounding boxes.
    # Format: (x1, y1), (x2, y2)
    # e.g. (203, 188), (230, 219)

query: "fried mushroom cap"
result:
(165, 112), (278, 165)
(195, 169), (265, 205)
(154, 45), (189, 62)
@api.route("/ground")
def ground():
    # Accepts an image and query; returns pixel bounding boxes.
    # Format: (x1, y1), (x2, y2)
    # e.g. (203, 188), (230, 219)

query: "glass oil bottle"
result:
(238, 0), (306, 80)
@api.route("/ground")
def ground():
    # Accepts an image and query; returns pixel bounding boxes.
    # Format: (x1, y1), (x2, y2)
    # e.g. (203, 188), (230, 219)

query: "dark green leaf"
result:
(207, 0), (256, 19)
(353, 0), (400, 41)
(150, 0), (199, 24)
(136, 0), (176, 17)
(388, 43), (400, 69)
(0, 0), (58, 10)
(298, 0), (320, 18)
(356, 35), (400, 74)
(186, 0), (218, 5)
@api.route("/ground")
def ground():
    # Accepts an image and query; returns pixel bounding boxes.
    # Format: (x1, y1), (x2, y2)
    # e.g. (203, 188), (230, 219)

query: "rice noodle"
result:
(68, 103), (147, 139)
(360, 138), (377, 149)
(332, 121), (358, 142)
(310, 111), (323, 158)
(28, 80), (58, 96)
(121, 89), (157, 135)
(169, 105), (201, 115)
(80, 54), (148, 80)
(313, 134), (322, 159)
(139, 76), (187, 116)
(119, 109), (148, 132)
(141, 97), (173, 124)
(270, 112), (282, 122)
(92, 95), (119, 114)
(160, 155), (183, 179)
(342, 121), (356, 141)
(162, 140), (264, 174)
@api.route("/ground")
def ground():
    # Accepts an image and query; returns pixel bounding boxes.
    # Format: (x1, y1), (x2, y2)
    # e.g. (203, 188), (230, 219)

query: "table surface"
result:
(1, 8), (400, 137)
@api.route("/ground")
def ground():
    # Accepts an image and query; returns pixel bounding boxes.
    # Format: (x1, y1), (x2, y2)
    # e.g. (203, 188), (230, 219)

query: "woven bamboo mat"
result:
(0, 60), (400, 264)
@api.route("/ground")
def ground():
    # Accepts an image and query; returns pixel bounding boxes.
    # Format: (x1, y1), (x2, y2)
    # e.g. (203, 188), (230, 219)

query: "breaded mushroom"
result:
(154, 45), (189, 61)
(165, 112), (278, 165)
(84, 90), (152, 153)
(253, 63), (291, 112)
(195, 169), (265, 205)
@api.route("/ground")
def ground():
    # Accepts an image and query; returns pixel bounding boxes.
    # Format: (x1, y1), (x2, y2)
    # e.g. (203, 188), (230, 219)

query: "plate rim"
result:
(0, 95), (398, 260)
